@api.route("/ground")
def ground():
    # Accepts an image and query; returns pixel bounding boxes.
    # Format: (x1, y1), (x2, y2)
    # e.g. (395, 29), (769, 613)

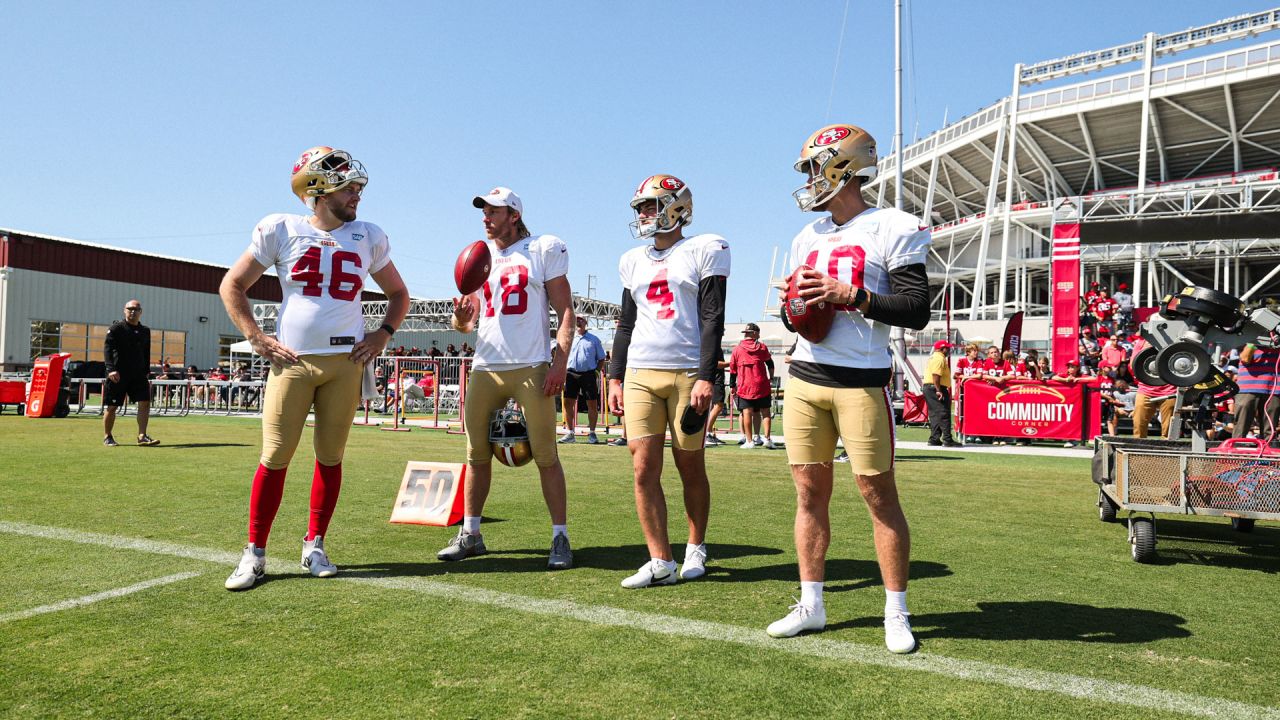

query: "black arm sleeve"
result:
(607, 291), (638, 381)
(765, 358), (775, 377)
(864, 263), (930, 330)
(697, 275), (728, 382)
(104, 325), (119, 374)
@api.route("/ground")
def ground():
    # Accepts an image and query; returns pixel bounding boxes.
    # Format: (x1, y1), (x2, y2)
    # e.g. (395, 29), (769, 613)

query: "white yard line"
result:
(1, 520), (1275, 719)
(0, 571), (202, 624)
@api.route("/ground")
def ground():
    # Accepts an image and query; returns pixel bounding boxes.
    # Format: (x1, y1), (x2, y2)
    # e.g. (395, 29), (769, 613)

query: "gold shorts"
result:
(783, 377), (894, 475)
(464, 364), (558, 467)
(623, 368), (704, 452)
(261, 353), (364, 469)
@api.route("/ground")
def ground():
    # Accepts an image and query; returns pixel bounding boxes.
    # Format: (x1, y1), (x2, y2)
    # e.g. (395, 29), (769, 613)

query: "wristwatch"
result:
(851, 286), (869, 310)
(379, 323), (396, 337)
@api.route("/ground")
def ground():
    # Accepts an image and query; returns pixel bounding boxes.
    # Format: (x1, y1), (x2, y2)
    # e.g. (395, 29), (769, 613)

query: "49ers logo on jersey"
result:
(814, 127), (852, 147)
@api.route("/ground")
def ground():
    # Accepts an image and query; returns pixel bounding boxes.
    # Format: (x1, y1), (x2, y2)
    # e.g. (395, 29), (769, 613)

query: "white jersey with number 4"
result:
(619, 233), (731, 370)
(788, 207), (930, 369)
(250, 213), (391, 356)
(473, 234), (569, 370)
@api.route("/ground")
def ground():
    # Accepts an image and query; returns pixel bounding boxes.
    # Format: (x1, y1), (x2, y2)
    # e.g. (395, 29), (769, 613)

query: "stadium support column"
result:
(997, 63), (1024, 320)
(1137, 32), (1156, 194)
(970, 105), (1007, 320)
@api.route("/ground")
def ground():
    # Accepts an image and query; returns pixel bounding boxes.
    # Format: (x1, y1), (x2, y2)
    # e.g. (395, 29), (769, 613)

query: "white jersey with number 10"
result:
(250, 213), (391, 357)
(619, 233), (731, 370)
(473, 234), (569, 370)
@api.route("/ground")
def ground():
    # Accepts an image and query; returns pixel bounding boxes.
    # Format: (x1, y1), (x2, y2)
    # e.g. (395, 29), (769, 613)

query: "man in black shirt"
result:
(103, 300), (159, 446)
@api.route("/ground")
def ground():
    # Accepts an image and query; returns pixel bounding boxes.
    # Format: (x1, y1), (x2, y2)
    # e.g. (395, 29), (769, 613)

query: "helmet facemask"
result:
(628, 176), (692, 240)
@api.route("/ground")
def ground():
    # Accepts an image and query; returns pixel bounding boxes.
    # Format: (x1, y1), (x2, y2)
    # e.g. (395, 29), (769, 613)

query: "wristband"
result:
(852, 286), (869, 310)
(379, 323), (396, 337)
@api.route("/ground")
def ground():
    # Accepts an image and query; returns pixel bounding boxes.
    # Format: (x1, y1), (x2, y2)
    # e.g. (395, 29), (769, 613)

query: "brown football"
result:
(784, 266), (837, 343)
(454, 240), (492, 295)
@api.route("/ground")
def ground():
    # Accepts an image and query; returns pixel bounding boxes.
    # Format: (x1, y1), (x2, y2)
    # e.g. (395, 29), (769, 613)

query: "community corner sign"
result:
(959, 380), (1101, 442)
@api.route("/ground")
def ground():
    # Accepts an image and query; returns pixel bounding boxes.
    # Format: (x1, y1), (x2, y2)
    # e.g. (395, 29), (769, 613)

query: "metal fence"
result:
(68, 378), (266, 416)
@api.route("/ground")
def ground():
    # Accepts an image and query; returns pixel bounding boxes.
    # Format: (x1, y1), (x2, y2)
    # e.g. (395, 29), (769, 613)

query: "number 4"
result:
(646, 269), (676, 320)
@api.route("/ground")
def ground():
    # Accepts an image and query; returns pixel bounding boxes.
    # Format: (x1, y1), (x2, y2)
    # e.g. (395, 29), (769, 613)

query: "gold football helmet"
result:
(290, 146), (369, 208)
(792, 125), (877, 212)
(629, 174), (693, 239)
(490, 405), (533, 467)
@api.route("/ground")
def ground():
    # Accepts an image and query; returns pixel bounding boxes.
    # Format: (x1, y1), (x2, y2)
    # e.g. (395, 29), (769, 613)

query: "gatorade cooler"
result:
(26, 352), (72, 418)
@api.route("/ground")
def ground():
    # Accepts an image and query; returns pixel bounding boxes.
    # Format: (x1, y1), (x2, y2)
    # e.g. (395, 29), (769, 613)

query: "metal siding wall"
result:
(4, 268), (247, 370)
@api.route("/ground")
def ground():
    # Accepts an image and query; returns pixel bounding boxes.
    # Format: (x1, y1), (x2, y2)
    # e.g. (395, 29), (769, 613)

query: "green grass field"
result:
(1, 413), (1277, 719)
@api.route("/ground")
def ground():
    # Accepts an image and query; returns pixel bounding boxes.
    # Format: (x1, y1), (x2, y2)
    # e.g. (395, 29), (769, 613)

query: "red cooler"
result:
(26, 352), (71, 418)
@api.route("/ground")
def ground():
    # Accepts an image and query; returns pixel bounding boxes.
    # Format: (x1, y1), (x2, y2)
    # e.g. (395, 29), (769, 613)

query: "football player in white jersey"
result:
(765, 126), (930, 653)
(607, 175), (730, 588)
(219, 146), (409, 591)
(440, 187), (576, 570)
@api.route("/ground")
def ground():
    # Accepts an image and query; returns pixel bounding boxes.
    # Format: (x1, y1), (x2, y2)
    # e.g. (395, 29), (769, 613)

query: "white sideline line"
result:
(0, 571), (202, 624)
(1, 520), (1276, 719)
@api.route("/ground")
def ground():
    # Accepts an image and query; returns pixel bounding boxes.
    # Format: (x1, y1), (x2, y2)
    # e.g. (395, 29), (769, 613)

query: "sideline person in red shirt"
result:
(729, 323), (776, 449)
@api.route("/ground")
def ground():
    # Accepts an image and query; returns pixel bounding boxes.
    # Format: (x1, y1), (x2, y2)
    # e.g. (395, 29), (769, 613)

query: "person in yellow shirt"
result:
(924, 341), (959, 447)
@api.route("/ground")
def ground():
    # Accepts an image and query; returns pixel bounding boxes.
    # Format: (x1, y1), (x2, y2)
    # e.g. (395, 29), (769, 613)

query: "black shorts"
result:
(736, 395), (772, 413)
(103, 375), (150, 406)
(711, 381), (726, 407)
(564, 370), (600, 401)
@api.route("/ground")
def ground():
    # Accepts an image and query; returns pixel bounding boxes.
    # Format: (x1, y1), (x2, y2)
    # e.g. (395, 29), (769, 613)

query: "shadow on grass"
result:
(897, 455), (967, 462)
(152, 443), (252, 449)
(339, 542), (783, 578)
(828, 600), (1191, 643)
(706, 558), (952, 590)
(1131, 518), (1280, 572)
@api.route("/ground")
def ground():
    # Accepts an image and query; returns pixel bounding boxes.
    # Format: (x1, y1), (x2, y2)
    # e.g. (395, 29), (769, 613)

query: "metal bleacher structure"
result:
(770, 8), (1280, 329)
(251, 294), (620, 335)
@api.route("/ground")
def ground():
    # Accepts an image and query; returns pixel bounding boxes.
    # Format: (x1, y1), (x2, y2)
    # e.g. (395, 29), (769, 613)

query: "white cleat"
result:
(762, 438), (777, 450)
(884, 612), (917, 654)
(767, 602), (826, 638)
(679, 545), (707, 580)
(225, 544), (266, 591)
(621, 559), (678, 589)
(301, 535), (337, 578)
(740, 441), (756, 450)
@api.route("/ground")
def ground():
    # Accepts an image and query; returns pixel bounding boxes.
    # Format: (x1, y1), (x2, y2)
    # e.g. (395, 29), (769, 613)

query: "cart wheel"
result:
(1131, 346), (1163, 386)
(1130, 517), (1156, 563)
(1155, 341), (1213, 387)
(1231, 517), (1255, 533)
(1098, 488), (1118, 523)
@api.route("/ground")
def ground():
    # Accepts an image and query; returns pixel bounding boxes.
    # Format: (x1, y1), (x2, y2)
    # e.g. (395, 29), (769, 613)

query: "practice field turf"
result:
(1, 414), (1277, 719)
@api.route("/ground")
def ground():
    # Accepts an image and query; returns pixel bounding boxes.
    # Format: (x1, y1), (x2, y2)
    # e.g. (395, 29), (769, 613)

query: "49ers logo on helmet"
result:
(660, 177), (684, 190)
(292, 152), (312, 174)
(814, 127), (852, 147)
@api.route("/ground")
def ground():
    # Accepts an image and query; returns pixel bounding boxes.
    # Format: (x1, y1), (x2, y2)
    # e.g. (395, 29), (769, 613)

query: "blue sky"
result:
(5, 2), (1272, 323)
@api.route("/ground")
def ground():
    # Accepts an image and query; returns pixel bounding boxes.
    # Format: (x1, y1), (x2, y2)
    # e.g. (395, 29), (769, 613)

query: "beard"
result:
(331, 203), (358, 223)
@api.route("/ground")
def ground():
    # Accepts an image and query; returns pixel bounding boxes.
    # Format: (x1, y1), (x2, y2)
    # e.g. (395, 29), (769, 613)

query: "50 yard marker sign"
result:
(390, 461), (466, 526)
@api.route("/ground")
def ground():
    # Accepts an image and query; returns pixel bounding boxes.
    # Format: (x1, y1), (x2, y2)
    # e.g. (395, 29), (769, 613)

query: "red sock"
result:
(248, 464), (288, 548)
(307, 461), (343, 540)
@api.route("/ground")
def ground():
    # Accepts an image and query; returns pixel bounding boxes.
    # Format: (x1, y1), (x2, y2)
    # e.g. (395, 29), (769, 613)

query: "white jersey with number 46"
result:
(473, 234), (569, 370)
(250, 213), (391, 357)
(619, 233), (731, 370)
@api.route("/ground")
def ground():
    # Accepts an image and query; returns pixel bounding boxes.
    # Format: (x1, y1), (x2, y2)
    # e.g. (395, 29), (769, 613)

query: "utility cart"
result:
(1091, 286), (1280, 562)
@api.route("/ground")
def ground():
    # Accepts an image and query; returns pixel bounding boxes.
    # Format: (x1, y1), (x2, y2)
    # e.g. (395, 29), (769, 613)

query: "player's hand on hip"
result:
(543, 357), (568, 397)
(607, 379), (624, 416)
(690, 379), (712, 413)
(796, 268), (849, 307)
(350, 329), (390, 365)
(453, 295), (478, 325)
(250, 334), (299, 366)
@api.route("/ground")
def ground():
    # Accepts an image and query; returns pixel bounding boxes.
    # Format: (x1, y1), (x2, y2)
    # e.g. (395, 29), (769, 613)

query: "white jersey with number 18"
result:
(619, 233), (731, 370)
(249, 213), (391, 357)
(473, 234), (569, 371)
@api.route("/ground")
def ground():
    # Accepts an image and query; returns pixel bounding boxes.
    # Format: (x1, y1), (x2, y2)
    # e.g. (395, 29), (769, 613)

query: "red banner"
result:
(1001, 311), (1024, 355)
(959, 379), (1101, 442)
(1051, 223), (1081, 373)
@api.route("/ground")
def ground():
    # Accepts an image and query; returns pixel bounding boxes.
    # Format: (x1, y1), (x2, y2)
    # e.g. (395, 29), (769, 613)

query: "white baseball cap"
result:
(472, 186), (523, 215)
